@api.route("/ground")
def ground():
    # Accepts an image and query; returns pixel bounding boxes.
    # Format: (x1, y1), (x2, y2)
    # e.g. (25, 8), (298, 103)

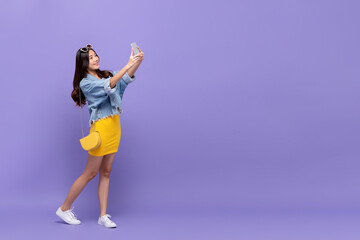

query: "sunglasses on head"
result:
(79, 44), (93, 53)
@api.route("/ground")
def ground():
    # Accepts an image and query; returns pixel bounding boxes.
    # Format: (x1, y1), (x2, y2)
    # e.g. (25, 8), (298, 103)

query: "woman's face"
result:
(88, 49), (99, 71)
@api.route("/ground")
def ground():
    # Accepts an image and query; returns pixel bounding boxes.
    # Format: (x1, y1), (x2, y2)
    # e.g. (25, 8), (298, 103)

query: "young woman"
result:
(56, 44), (144, 228)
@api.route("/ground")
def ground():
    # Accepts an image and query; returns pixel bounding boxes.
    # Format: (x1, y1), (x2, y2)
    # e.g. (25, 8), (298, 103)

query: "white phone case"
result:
(131, 42), (140, 55)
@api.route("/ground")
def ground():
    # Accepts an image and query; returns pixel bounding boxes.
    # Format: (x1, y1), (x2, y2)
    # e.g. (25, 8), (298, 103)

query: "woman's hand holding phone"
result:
(126, 47), (144, 70)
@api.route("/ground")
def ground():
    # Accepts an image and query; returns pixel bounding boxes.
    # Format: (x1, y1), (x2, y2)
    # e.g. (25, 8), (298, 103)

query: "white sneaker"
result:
(98, 214), (117, 228)
(56, 206), (81, 225)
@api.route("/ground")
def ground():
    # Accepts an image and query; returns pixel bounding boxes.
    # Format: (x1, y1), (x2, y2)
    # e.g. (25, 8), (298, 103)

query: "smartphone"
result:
(130, 42), (140, 55)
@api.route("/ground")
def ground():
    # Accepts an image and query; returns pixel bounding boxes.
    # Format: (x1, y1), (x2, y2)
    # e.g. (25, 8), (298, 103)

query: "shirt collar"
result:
(86, 73), (102, 80)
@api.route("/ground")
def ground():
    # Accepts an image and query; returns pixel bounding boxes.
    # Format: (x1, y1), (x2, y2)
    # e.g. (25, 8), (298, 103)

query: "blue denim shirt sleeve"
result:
(111, 71), (136, 100)
(80, 78), (117, 98)
(122, 71), (136, 84)
(104, 78), (117, 94)
(80, 79), (106, 98)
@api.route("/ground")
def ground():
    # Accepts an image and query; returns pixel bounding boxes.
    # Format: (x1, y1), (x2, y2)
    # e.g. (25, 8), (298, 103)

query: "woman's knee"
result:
(83, 170), (98, 180)
(99, 168), (112, 178)
(83, 154), (103, 180)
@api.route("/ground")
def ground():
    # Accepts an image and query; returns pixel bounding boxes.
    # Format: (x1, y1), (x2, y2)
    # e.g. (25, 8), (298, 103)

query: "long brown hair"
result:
(71, 47), (114, 107)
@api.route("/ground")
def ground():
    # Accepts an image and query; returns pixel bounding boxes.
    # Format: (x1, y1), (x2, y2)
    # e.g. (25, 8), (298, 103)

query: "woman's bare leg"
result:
(60, 154), (104, 211)
(98, 152), (116, 217)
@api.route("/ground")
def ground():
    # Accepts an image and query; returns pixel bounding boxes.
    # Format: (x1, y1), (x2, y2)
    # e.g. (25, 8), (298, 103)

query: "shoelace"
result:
(65, 206), (78, 220)
(101, 214), (114, 223)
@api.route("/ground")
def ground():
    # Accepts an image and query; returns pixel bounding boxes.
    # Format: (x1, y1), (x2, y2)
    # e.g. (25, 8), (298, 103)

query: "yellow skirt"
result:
(88, 114), (121, 156)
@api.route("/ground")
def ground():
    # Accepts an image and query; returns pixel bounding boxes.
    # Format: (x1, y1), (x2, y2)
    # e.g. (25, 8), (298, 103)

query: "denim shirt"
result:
(80, 71), (136, 127)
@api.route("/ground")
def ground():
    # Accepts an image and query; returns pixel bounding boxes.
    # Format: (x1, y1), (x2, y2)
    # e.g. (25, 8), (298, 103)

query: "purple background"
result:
(1, 0), (360, 239)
